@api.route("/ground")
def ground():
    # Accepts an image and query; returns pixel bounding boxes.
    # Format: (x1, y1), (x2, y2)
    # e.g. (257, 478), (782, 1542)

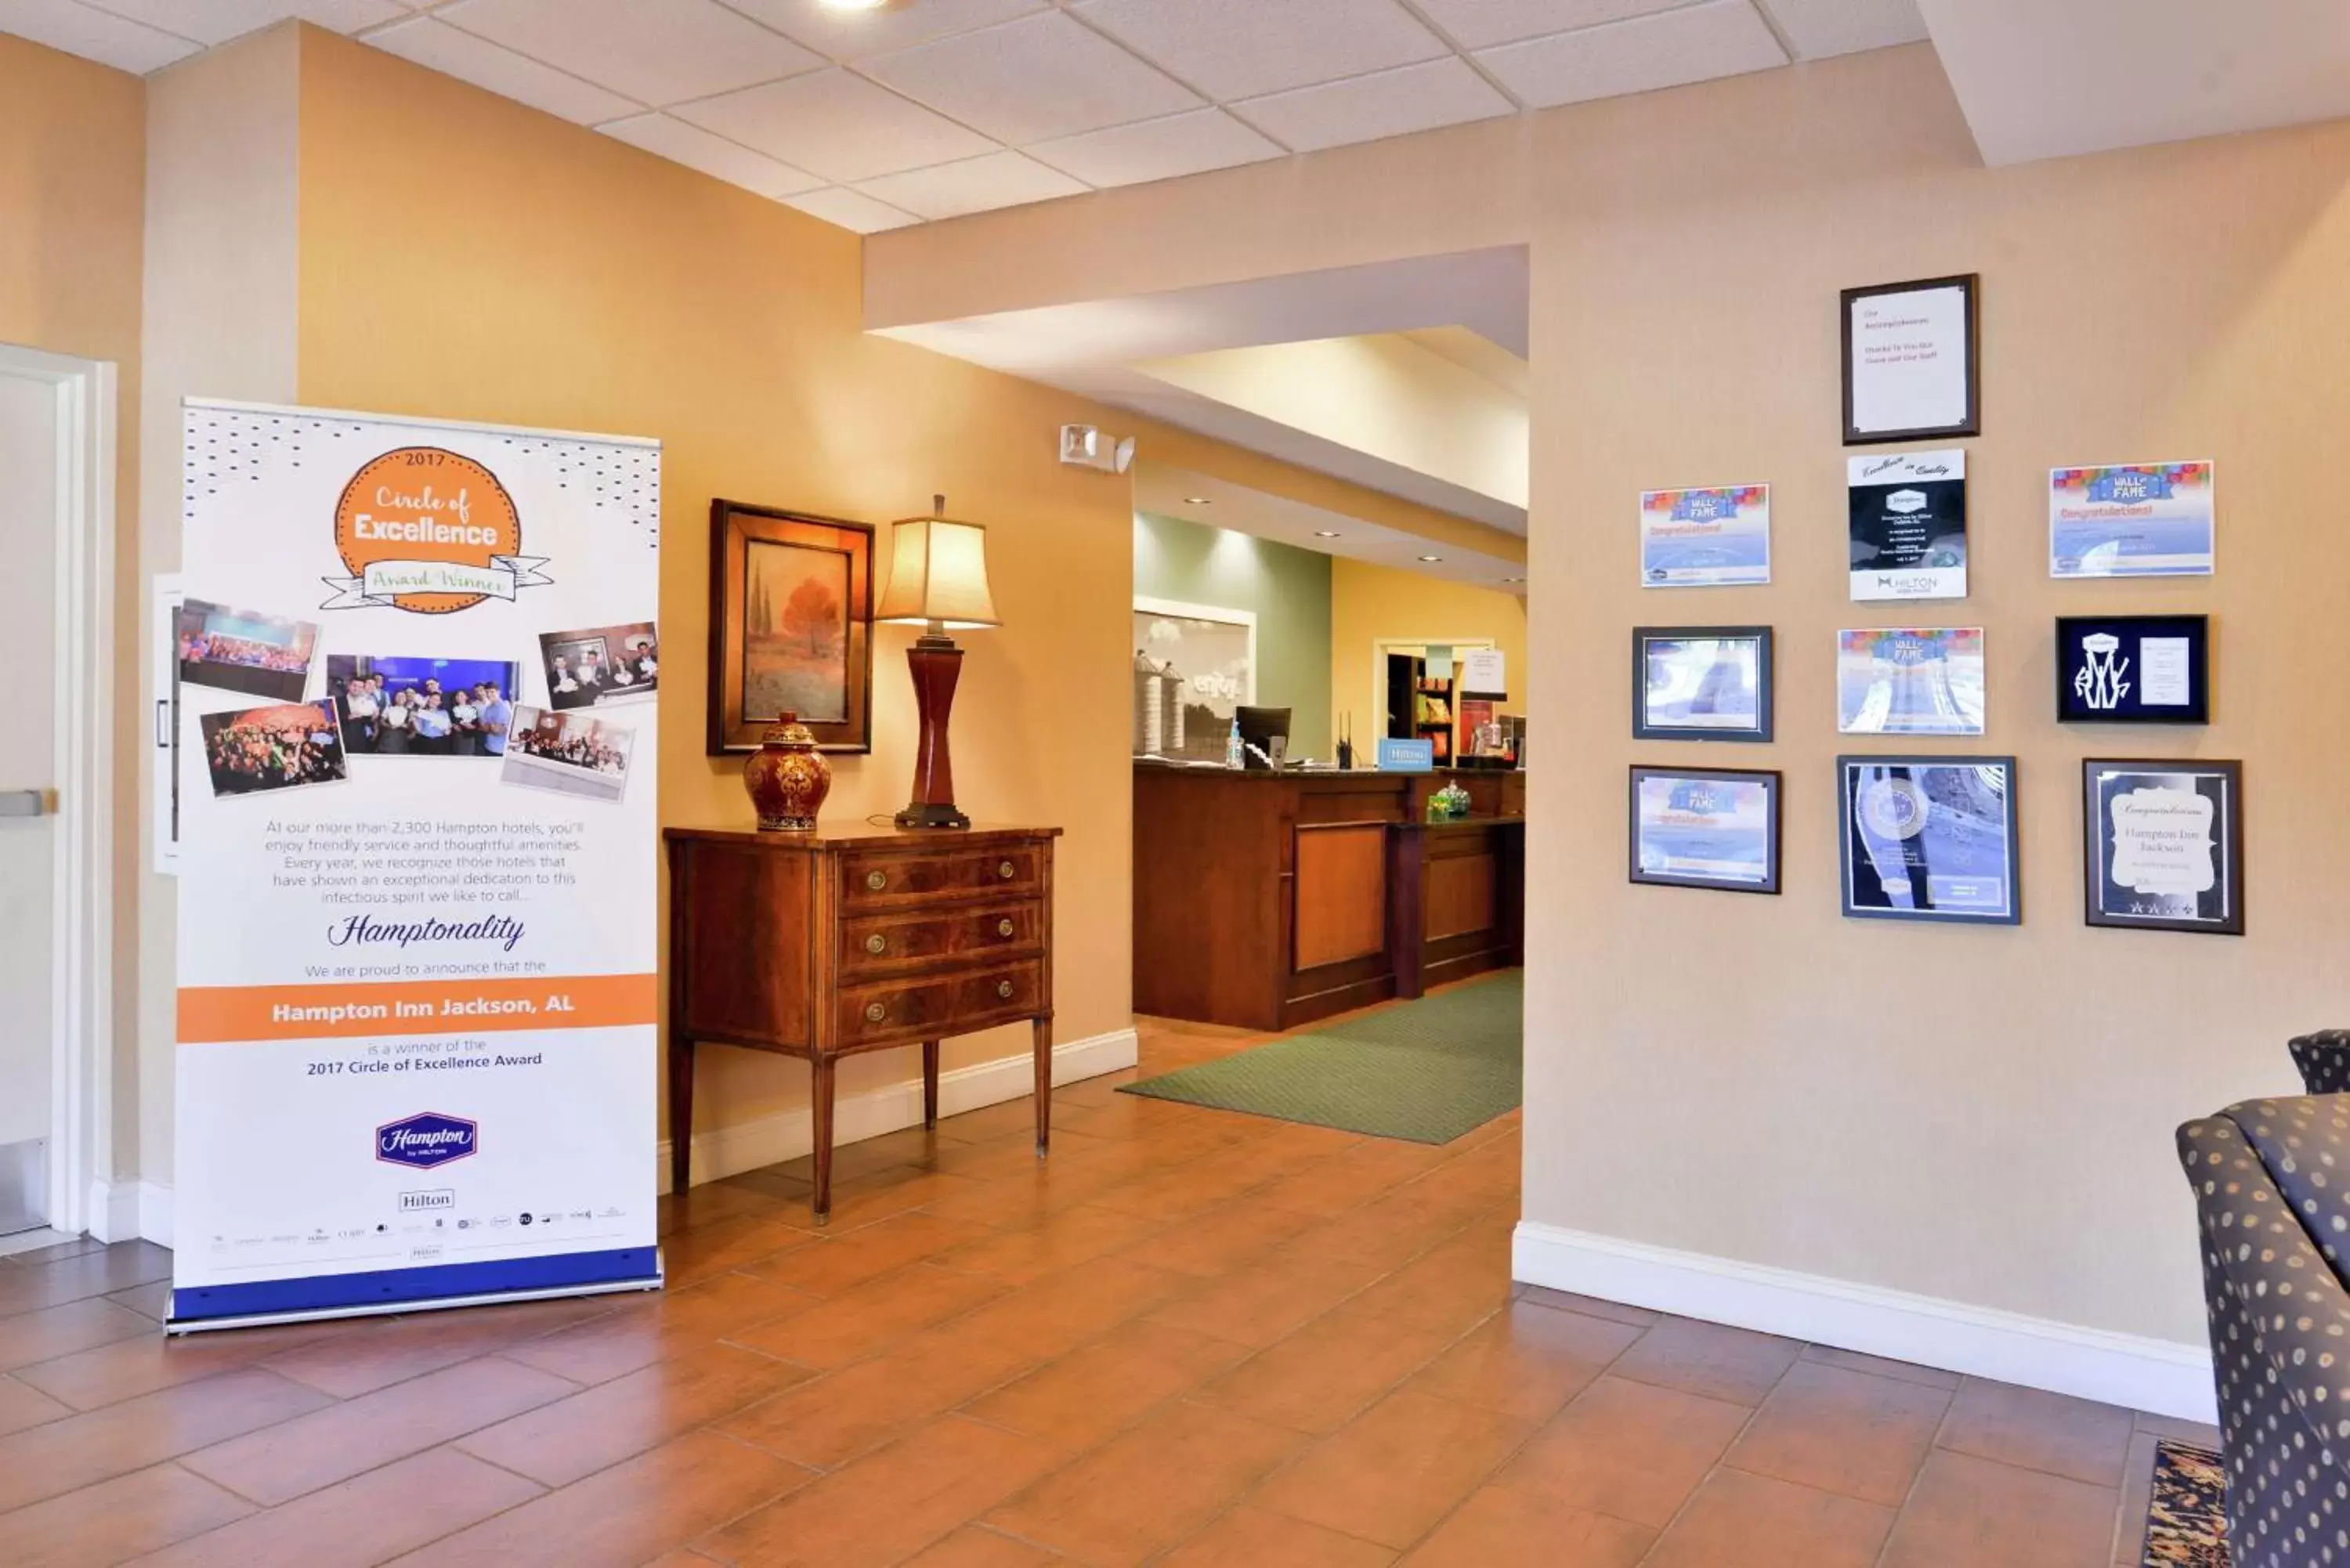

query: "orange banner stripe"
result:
(178, 973), (659, 1044)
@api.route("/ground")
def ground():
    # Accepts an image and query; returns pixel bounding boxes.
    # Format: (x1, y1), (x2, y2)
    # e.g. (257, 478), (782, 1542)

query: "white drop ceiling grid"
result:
(0, 0), (1928, 230)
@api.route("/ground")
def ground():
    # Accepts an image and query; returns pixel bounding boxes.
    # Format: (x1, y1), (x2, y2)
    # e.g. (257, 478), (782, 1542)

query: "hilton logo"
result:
(377, 1112), (478, 1171)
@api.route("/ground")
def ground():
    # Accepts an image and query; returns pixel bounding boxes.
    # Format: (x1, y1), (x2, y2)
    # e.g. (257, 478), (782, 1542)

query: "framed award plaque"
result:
(1632, 627), (1773, 742)
(2081, 759), (2243, 935)
(1629, 766), (1781, 894)
(2055, 615), (2209, 724)
(1842, 274), (1979, 446)
(1838, 755), (2019, 924)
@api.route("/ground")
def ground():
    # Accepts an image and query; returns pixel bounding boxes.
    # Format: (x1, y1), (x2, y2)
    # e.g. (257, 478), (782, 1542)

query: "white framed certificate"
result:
(1842, 275), (1979, 445)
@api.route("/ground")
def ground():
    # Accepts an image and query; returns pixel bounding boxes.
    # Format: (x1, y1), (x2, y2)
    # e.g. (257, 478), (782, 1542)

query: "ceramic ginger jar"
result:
(744, 712), (830, 832)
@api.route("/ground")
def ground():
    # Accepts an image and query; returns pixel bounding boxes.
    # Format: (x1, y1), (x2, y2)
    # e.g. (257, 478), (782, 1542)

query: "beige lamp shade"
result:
(876, 510), (1000, 629)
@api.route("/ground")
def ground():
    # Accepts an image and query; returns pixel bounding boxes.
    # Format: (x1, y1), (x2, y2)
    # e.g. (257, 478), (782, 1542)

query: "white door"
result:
(0, 367), (58, 1234)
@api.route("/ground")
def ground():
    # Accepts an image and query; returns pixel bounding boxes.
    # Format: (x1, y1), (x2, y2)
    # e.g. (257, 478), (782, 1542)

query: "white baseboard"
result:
(1513, 1219), (2217, 1424)
(88, 1176), (174, 1248)
(658, 1026), (1140, 1194)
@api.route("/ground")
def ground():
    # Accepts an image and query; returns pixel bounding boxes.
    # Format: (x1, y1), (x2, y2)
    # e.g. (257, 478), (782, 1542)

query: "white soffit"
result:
(1134, 465), (1526, 594)
(1918, 0), (2350, 166)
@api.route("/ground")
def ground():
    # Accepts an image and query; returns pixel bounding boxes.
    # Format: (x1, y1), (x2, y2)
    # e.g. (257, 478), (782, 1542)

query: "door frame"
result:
(1368, 636), (1497, 738)
(0, 343), (118, 1238)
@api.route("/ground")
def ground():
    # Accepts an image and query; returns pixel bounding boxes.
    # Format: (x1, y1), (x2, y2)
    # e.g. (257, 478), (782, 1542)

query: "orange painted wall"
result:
(0, 31), (146, 1172)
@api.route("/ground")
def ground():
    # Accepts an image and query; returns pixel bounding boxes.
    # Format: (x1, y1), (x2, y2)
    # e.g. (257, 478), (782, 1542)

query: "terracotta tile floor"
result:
(0, 1007), (2210, 1566)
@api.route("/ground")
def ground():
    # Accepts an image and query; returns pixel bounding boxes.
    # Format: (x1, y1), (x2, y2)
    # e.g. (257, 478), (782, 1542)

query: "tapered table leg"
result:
(668, 1033), (695, 1196)
(811, 1056), (836, 1226)
(1032, 1015), (1052, 1158)
(923, 1040), (940, 1129)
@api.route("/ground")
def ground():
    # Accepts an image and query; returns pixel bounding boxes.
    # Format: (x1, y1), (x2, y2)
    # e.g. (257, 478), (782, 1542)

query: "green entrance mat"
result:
(1122, 972), (1522, 1144)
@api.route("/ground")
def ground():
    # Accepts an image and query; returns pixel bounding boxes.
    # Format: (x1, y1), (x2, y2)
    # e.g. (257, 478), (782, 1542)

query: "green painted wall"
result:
(1133, 511), (1333, 757)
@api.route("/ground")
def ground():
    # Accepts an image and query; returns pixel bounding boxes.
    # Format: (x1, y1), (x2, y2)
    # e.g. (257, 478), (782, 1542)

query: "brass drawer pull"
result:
(865, 869), (888, 892)
(997, 860), (1015, 879)
(864, 1001), (888, 1024)
(996, 917), (1015, 938)
(864, 933), (888, 955)
(996, 980), (1014, 1000)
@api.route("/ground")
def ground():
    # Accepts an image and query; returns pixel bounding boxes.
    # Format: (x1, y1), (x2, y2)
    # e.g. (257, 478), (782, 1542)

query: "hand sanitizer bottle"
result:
(1225, 717), (1245, 770)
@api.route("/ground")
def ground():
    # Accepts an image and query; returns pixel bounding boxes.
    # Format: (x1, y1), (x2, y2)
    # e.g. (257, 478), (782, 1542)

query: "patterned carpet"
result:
(1122, 971), (1522, 1143)
(2146, 1440), (2227, 1567)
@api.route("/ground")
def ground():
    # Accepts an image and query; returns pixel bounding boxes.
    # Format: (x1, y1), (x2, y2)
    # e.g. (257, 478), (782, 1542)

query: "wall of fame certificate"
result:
(1838, 757), (2019, 924)
(1849, 450), (1967, 602)
(2081, 760), (2243, 934)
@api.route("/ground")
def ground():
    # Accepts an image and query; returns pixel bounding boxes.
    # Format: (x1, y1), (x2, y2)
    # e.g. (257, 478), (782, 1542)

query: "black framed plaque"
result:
(1842, 274), (1980, 446)
(1632, 627), (1773, 742)
(2082, 759), (2243, 935)
(1838, 755), (2019, 924)
(2056, 615), (2209, 724)
(1629, 766), (1781, 894)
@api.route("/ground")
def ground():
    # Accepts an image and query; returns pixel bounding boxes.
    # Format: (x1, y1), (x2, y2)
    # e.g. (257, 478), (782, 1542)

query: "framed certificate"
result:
(2050, 462), (2214, 578)
(1842, 275), (1979, 445)
(1849, 450), (1966, 602)
(1632, 627), (1773, 742)
(1639, 486), (1770, 588)
(1629, 766), (1781, 894)
(1837, 627), (1984, 736)
(1838, 755), (2019, 924)
(2082, 760), (2243, 934)
(2055, 615), (2209, 724)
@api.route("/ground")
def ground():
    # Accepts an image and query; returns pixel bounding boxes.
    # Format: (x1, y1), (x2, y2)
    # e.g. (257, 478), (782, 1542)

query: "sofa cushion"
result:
(2224, 1097), (2350, 1281)
(2293, 1031), (2350, 1094)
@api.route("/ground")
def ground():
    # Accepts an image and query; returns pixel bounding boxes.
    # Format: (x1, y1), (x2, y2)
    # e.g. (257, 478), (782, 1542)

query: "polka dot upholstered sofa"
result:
(2178, 1097), (2350, 1567)
(2292, 1032), (2350, 1094)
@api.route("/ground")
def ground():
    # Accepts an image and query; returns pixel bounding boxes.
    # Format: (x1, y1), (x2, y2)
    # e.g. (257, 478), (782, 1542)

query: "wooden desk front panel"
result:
(1293, 824), (1388, 970)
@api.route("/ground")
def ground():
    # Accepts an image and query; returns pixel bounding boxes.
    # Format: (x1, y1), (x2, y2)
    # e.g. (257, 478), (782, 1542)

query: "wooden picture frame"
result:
(2081, 758), (2244, 935)
(1631, 627), (1773, 742)
(707, 500), (873, 755)
(1842, 273), (1980, 446)
(1629, 765), (1782, 894)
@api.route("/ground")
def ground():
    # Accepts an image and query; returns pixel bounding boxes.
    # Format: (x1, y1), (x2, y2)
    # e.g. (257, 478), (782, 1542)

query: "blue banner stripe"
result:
(168, 1245), (660, 1323)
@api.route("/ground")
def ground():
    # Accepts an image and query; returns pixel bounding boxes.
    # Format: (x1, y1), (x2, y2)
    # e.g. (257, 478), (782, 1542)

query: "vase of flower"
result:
(743, 712), (830, 832)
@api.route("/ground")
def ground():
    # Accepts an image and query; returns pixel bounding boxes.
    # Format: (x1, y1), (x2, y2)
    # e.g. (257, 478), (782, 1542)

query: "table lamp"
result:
(877, 496), (1000, 829)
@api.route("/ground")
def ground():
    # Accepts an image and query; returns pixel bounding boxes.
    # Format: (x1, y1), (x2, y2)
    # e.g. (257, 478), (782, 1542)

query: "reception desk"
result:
(1133, 763), (1524, 1031)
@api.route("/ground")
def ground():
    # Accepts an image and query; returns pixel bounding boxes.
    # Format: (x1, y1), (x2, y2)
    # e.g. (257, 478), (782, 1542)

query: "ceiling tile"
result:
(436, 0), (821, 106)
(855, 150), (1088, 220)
(714, 0), (1045, 61)
(1233, 56), (1513, 153)
(1408, 0), (1687, 50)
(1759, 0), (1929, 60)
(89, 0), (404, 47)
(0, 0), (201, 71)
(598, 110), (825, 197)
(783, 185), (920, 233)
(1027, 108), (1282, 188)
(674, 67), (996, 182)
(1071, 0), (1449, 100)
(363, 16), (642, 124)
(857, 11), (1198, 145)
(1474, 0), (1788, 108)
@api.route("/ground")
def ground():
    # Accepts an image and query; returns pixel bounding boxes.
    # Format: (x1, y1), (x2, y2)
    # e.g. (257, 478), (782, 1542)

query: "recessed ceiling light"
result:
(1502, 576), (1525, 583)
(1314, 529), (1340, 538)
(1418, 555), (1442, 563)
(1184, 496), (1211, 505)
(819, 0), (891, 11)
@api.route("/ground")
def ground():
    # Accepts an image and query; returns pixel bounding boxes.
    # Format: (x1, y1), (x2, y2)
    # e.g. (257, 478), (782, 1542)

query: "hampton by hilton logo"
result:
(376, 1112), (478, 1171)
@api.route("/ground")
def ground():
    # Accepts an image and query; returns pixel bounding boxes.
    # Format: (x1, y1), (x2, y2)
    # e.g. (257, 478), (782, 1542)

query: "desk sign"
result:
(1842, 275), (1979, 445)
(2057, 615), (2209, 724)
(1849, 451), (1966, 602)
(2082, 759), (2243, 934)
(1377, 738), (1436, 772)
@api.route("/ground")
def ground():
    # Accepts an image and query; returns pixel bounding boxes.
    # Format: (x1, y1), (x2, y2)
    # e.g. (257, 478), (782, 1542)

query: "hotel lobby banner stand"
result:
(168, 398), (664, 1331)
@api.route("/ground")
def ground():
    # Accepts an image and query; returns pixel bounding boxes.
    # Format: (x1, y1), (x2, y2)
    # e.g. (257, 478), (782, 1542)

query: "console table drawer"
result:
(841, 962), (1043, 1045)
(842, 845), (1043, 909)
(842, 902), (1041, 974)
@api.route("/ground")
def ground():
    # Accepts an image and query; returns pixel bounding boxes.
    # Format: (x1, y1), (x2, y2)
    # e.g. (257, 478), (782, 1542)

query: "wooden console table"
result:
(663, 822), (1060, 1222)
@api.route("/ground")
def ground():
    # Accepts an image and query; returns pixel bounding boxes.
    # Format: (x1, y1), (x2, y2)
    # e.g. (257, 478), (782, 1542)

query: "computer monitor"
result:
(1236, 706), (1290, 770)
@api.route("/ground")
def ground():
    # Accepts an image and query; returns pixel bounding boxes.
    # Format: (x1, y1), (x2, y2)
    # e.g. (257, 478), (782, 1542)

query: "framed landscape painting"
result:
(708, 500), (873, 754)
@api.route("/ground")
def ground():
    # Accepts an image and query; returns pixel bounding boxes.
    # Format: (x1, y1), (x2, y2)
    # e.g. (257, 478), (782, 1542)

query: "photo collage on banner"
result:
(172, 399), (663, 1326)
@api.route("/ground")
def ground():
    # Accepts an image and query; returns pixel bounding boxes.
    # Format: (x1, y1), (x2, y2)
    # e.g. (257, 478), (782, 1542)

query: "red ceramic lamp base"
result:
(895, 637), (971, 830)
